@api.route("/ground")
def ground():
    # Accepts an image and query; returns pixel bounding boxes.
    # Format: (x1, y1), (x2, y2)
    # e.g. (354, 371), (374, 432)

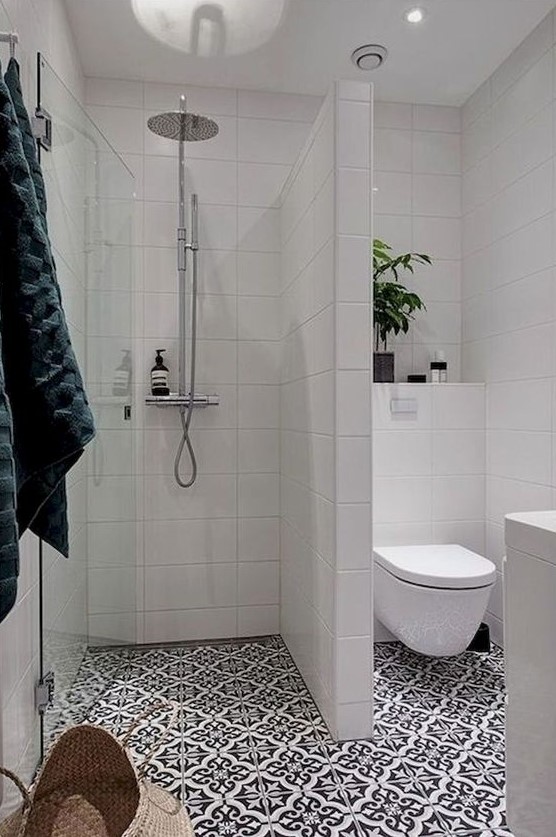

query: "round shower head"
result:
(147, 111), (219, 142)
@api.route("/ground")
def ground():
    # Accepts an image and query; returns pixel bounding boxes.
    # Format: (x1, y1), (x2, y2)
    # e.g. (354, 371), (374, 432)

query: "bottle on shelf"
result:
(151, 349), (170, 396)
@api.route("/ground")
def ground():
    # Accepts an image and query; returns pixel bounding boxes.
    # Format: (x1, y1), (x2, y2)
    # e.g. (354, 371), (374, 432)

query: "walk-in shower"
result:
(146, 96), (219, 487)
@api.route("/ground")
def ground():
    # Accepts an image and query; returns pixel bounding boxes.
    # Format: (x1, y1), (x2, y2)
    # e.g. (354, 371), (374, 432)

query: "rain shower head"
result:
(147, 111), (219, 142)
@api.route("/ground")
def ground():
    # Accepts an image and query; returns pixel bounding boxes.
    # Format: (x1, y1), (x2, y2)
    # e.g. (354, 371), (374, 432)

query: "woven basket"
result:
(0, 703), (194, 837)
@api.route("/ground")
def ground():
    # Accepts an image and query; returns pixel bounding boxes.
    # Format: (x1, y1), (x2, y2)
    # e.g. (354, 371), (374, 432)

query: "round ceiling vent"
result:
(351, 44), (388, 71)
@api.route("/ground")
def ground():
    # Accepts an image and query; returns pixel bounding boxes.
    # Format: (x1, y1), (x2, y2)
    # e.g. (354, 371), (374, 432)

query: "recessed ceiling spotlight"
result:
(351, 44), (388, 71)
(405, 7), (425, 24)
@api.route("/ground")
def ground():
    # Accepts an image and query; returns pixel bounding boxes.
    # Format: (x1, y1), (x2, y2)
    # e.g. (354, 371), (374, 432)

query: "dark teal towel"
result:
(0, 60), (94, 598)
(4, 58), (75, 555)
(0, 333), (18, 623)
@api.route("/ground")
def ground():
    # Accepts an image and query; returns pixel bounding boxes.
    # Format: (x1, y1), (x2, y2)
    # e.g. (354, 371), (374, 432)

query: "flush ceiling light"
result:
(131, 0), (288, 57)
(405, 7), (425, 24)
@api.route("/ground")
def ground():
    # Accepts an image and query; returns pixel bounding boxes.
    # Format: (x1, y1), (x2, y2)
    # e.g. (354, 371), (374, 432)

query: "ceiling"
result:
(64, 0), (556, 104)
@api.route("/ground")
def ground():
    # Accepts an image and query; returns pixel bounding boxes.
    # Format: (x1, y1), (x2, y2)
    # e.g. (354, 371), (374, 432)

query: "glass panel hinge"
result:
(35, 671), (55, 714)
(32, 107), (52, 151)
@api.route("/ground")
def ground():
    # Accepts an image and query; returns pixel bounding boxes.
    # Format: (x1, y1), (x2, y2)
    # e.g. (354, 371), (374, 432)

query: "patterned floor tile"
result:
(325, 738), (407, 788)
(345, 780), (447, 837)
(248, 711), (325, 749)
(183, 749), (261, 802)
(187, 795), (272, 837)
(54, 637), (508, 837)
(266, 788), (360, 836)
(395, 733), (480, 781)
(256, 744), (337, 796)
(183, 714), (252, 754)
(419, 770), (507, 834)
(141, 733), (183, 799)
(182, 688), (244, 718)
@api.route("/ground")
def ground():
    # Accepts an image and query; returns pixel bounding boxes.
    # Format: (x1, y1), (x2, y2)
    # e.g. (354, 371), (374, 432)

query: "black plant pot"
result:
(374, 351), (394, 383)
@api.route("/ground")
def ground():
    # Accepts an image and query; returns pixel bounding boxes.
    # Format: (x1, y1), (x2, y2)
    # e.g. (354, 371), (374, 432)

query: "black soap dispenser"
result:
(151, 349), (170, 396)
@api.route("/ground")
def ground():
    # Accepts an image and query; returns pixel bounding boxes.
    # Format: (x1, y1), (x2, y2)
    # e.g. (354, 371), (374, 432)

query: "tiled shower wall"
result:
(84, 77), (321, 643)
(280, 82), (373, 739)
(0, 0), (85, 806)
(461, 9), (556, 645)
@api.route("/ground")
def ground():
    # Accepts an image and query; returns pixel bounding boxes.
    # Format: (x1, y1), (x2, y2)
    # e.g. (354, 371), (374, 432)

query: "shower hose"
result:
(174, 247), (198, 488)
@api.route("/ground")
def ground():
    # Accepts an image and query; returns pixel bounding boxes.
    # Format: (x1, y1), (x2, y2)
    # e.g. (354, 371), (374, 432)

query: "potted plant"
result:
(373, 239), (432, 382)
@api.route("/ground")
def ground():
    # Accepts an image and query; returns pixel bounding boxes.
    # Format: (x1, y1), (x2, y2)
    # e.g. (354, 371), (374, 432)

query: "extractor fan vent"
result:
(351, 44), (388, 71)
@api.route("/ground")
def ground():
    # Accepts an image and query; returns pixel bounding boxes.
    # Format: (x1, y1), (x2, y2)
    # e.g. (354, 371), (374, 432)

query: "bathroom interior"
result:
(1, 0), (556, 834)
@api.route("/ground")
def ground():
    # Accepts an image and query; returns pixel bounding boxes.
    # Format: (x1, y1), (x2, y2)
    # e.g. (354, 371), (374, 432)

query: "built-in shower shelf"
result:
(145, 393), (219, 408)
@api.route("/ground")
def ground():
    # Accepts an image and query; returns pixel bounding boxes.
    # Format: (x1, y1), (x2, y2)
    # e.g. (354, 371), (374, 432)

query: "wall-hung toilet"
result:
(374, 544), (496, 657)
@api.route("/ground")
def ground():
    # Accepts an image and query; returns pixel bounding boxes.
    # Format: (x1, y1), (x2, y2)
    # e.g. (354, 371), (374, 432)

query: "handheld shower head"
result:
(147, 110), (219, 142)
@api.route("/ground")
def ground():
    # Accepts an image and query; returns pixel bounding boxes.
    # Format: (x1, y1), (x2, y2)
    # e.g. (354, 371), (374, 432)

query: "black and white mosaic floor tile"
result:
(419, 771), (507, 834)
(49, 637), (513, 837)
(345, 780), (446, 837)
(188, 795), (272, 837)
(267, 788), (360, 836)
(256, 744), (338, 797)
(183, 748), (261, 802)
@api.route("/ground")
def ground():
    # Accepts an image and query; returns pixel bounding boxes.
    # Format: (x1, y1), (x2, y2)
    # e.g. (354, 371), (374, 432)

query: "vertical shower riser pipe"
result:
(177, 95), (187, 398)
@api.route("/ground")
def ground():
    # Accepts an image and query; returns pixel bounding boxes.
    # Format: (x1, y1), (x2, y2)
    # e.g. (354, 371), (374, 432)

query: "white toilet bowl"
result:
(374, 544), (496, 657)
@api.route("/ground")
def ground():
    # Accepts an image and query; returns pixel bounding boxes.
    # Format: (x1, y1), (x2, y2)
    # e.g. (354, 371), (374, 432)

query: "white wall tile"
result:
(86, 77), (143, 109)
(413, 105), (461, 134)
(337, 572), (372, 637)
(238, 90), (321, 122)
(432, 431), (485, 475)
(374, 430), (432, 477)
(238, 162), (290, 208)
(239, 474), (279, 517)
(337, 439), (371, 503)
(337, 101), (370, 168)
(374, 477), (432, 524)
(374, 102), (412, 130)
(238, 518), (280, 561)
(432, 475), (485, 522)
(374, 172), (412, 216)
(238, 605), (279, 636)
(336, 505), (372, 571)
(144, 83), (237, 116)
(87, 104), (144, 154)
(238, 562), (279, 606)
(143, 608), (237, 644)
(413, 175), (461, 218)
(412, 131), (461, 175)
(238, 118), (310, 165)
(374, 129), (412, 172)
(337, 305), (371, 369)
(337, 372), (371, 436)
(144, 519), (237, 565)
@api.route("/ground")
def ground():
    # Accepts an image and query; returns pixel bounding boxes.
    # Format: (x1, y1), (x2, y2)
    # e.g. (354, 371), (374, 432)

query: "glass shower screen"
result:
(36, 55), (136, 747)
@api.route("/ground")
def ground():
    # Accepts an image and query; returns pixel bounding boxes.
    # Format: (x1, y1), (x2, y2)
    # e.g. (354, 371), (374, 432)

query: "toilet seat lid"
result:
(373, 544), (496, 589)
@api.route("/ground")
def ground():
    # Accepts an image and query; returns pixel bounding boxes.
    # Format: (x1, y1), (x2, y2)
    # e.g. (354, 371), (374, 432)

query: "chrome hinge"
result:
(35, 671), (55, 714)
(33, 107), (52, 152)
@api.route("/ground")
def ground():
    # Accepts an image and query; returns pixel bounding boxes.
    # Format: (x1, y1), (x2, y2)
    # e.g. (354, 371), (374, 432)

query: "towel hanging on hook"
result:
(0, 33), (18, 60)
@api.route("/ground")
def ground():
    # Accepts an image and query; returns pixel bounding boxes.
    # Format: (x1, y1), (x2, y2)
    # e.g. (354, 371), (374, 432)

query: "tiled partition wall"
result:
(84, 77), (321, 643)
(0, 0), (85, 809)
(461, 9), (556, 645)
(372, 383), (486, 639)
(374, 102), (462, 382)
(280, 82), (373, 739)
